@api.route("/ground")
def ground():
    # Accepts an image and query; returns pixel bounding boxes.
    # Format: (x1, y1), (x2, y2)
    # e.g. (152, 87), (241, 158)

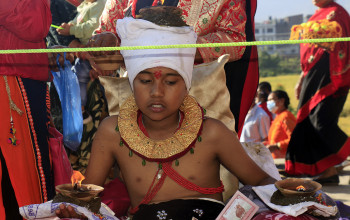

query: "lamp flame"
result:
(71, 170), (85, 188)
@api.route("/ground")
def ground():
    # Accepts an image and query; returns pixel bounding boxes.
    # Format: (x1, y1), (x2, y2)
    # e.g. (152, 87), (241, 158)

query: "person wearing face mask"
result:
(264, 90), (296, 159)
(256, 81), (273, 122)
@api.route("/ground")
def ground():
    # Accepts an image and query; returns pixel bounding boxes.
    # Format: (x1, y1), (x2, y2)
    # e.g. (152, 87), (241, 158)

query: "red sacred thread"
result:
(129, 167), (167, 214)
(162, 162), (225, 194)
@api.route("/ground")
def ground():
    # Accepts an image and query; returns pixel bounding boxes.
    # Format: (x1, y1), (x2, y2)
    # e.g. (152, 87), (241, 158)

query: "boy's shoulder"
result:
(98, 115), (120, 137)
(202, 117), (236, 140)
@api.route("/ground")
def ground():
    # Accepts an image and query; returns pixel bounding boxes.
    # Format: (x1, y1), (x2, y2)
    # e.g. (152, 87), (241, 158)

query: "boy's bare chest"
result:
(114, 143), (219, 199)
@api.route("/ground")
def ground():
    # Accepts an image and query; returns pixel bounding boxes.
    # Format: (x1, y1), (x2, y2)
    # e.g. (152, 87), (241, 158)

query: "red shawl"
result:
(300, 2), (350, 90)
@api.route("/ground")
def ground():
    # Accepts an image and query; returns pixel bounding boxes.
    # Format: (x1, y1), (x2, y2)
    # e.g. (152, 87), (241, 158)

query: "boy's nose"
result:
(151, 82), (164, 97)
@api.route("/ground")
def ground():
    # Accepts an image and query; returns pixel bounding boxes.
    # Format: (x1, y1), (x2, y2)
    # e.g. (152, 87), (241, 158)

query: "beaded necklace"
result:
(117, 95), (204, 163)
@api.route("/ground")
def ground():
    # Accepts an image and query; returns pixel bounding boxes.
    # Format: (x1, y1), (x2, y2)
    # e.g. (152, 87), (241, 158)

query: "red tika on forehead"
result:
(154, 70), (162, 79)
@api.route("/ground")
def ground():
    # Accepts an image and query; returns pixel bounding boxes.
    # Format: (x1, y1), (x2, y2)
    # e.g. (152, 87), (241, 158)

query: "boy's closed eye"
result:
(165, 80), (177, 85)
(140, 79), (153, 84)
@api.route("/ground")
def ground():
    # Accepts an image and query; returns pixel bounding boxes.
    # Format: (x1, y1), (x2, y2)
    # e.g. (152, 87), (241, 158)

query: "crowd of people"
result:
(0, 0), (349, 219)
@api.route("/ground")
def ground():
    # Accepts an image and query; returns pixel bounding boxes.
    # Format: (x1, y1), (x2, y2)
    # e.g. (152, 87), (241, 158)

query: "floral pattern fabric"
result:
(94, 0), (246, 62)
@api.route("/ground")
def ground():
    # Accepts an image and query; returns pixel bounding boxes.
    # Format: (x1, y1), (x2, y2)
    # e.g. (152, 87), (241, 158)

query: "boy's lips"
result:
(148, 103), (165, 112)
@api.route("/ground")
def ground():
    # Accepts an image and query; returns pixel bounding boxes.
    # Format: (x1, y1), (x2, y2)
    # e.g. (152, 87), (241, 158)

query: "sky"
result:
(255, 0), (350, 22)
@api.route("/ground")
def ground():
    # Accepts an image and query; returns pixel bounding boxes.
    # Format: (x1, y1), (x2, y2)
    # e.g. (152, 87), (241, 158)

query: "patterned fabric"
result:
(285, 2), (350, 176)
(286, 54), (350, 176)
(224, 0), (259, 136)
(94, 0), (246, 62)
(299, 2), (350, 90)
(132, 199), (224, 220)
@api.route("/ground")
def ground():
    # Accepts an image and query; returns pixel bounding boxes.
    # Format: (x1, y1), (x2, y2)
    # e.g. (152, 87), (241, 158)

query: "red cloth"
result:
(49, 127), (73, 186)
(65, 0), (83, 7)
(300, 2), (350, 90)
(100, 178), (131, 218)
(0, 0), (51, 81)
(0, 77), (43, 218)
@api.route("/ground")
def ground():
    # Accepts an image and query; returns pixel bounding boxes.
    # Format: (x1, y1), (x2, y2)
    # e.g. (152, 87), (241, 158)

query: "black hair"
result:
(258, 81), (272, 93)
(257, 81), (272, 102)
(272, 90), (290, 109)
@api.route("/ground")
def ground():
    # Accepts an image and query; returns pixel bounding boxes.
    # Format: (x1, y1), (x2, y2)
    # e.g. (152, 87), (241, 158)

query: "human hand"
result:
(295, 82), (302, 100)
(88, 68), (115, 80)
(295, 72), (304, 100)
(86, 32), (118, 57)
(55, 204), (87, 219)
(68, 39), (90, 60)
(48, 46), (75, 72)
(57, 23), (73, 36)
(194, 49), (203, 63)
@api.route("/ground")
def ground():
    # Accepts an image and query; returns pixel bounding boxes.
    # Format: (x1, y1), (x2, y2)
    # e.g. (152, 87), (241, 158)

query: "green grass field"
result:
(260, 75), (350, 135)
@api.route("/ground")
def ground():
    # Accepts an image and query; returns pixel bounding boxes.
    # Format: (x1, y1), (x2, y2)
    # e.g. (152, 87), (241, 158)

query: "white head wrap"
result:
(116, 17), (197, 91)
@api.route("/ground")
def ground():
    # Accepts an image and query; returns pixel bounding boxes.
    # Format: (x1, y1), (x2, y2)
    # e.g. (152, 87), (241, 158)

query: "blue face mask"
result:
(267, 100), (276, 112)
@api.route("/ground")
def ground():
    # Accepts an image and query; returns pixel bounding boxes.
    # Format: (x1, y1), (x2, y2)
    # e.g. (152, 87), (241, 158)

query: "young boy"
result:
(56, 16), (275, 219)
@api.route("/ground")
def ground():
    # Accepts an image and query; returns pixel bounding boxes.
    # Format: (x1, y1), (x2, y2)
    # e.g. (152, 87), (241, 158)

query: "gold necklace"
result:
(118, 95), (204, 163)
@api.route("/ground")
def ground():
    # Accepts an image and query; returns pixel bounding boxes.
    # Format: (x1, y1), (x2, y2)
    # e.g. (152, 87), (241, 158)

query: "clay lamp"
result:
(55, 170), (104, 202)
(275, 178), (322, 197)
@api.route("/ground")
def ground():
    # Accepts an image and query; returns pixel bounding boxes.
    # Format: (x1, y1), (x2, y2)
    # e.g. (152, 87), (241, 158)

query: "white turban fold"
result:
(116, 17), (197, 91)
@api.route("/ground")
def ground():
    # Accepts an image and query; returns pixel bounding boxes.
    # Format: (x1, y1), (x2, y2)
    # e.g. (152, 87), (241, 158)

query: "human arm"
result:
(267, 114), (296, 153)
(56, 204), (87, 219)
(57, 22), (74, 36)
(55, 111), (119, 220)
(258, 112), (270, 142)
(69, 2), (106, 41)
(47, 45), (75, 72)
(195, 0), (246, 63)
(295, 71), (305, 100)
(82, 116), (119, 186)
(208, 119), (276, 185)
(278, 115), (296, 151)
